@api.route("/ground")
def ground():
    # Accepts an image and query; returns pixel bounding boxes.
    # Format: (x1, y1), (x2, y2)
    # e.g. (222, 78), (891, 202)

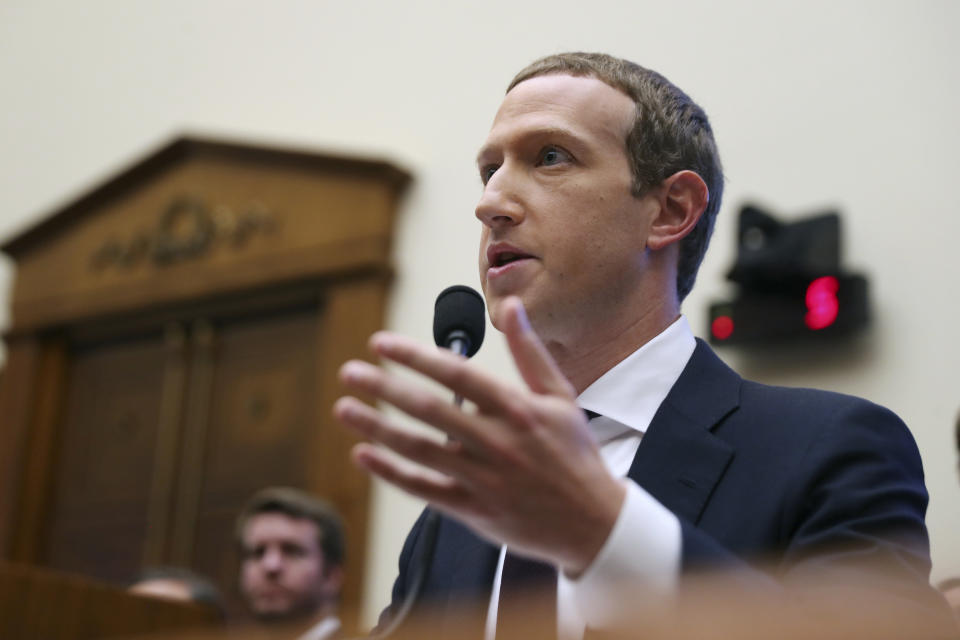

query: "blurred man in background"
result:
(236, 487), (345, 640)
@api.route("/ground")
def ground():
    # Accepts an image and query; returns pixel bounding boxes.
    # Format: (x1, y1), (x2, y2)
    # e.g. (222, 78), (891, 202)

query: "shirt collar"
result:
(297, 616), (341, 640)
(577, 315), (696, 437)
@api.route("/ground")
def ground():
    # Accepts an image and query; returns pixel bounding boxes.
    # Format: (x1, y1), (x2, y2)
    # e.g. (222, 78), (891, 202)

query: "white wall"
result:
(2, 0), (958, 627)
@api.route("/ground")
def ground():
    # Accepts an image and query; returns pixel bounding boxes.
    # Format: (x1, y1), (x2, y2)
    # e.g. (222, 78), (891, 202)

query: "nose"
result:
(261, 547), (284, 574)
(475, 165), (525, 229)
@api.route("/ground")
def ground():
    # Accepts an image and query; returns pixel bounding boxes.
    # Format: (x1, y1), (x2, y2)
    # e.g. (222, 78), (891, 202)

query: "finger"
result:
(338, 360), (495, 448)
(338, 360), (529, 474)
(334, 396), (486, 480)
(351, 443), (488, 517)
(362, 336), (519, 416)
(500, 297), (576, 398)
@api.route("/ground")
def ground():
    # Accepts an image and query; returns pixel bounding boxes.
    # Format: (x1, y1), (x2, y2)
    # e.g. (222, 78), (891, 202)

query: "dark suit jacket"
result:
(379, 340), (935, 637)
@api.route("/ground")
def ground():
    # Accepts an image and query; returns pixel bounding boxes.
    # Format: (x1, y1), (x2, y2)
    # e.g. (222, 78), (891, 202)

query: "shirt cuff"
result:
(568, 478), (681, 627)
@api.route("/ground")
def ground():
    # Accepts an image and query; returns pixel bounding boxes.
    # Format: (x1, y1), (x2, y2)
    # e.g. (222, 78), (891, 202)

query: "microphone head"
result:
(433, 285), (486, 357)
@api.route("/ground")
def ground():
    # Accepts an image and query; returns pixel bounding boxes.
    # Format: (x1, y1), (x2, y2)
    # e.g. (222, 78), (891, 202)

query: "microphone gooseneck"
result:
(374, 285), (486, 639)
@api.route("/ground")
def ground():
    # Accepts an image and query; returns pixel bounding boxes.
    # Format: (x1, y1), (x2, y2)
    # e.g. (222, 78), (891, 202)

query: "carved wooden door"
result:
(44, 327), (167, 583)
(42, 295), (324, 610)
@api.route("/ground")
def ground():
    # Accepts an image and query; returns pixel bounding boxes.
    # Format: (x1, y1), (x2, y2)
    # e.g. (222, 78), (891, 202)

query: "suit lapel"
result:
(423, 343), (739, 635)
(445, 520), (500, 592)
(627, 340), (739, 525)
(433, 517), (499, 638)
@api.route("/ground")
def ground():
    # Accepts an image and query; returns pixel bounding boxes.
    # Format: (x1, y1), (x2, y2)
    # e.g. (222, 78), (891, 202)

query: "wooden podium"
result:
(0, 561), (221, 639)
(0, 137), (410, 624)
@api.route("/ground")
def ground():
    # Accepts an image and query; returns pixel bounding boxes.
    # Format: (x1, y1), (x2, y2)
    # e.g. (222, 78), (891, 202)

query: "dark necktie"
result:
(495, 551), (557, 640)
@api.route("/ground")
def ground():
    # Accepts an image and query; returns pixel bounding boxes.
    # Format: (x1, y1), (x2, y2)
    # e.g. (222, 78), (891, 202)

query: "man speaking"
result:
(334, 52), (940, 638)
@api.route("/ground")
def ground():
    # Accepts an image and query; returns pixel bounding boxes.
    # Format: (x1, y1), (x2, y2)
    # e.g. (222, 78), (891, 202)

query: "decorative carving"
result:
(91, 196), (278, 270)
(152, 197), (216, 266)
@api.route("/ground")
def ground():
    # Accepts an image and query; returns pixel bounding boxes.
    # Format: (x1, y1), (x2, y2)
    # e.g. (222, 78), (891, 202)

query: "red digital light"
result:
(805, 276), (839, 330)
(712, 315), (735, 340)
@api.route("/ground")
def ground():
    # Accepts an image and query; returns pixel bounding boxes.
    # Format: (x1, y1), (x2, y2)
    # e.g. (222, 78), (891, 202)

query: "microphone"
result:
(433, 285), (486, 357)
(373, 286), (486, 639)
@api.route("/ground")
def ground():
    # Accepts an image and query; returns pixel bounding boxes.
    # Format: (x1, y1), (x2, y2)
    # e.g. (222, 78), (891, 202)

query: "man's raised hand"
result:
(333, 297), (625, 575)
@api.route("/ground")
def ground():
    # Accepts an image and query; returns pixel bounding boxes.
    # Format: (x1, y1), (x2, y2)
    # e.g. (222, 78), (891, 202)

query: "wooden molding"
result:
(3, 136), (410, 332)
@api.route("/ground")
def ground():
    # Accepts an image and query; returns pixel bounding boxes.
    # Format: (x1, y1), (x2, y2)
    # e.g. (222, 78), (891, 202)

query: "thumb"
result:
(501, 297), (576, 399)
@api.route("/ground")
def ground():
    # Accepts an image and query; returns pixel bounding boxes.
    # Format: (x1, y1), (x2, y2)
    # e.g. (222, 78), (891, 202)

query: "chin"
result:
(484, 296), (505, 332)
(254, 609), (286, 622)
(487, 289), (552, 336)
(253, 601), (293, 619)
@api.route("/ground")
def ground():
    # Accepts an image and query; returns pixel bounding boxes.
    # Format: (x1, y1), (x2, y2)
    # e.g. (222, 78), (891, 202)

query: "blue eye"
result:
(481, 165), (498, 184)
(540, 146), (569, 166)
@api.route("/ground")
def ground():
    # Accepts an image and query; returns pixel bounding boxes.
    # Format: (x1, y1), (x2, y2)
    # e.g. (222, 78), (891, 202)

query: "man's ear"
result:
(321, 564), (344, 596)
(646, 170), (709, 251)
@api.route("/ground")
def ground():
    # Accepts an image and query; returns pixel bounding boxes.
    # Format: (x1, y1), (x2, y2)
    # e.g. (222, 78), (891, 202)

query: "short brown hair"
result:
(509, 52), (724, 302)
(235, 487), (345, 568)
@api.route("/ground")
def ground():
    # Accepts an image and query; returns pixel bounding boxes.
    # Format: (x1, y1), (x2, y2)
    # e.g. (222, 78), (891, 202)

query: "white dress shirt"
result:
(297, 615), (341, 640)
(485, 315), (696, 640)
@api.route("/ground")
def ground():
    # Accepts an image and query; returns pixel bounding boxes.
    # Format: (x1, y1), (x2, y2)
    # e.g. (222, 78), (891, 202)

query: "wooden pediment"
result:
(2, 136), (411, 332)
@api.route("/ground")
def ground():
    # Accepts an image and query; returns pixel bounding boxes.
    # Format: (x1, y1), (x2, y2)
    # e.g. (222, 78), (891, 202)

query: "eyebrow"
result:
(475, 125), (583, 166)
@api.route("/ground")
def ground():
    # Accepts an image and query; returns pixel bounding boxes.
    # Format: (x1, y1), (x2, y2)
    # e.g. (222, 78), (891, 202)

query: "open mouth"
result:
(492, 251), (531, 267)
(487, 244), (535, 270)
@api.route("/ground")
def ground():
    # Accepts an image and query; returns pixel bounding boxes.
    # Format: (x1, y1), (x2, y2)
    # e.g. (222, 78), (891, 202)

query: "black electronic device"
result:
(708, 204), (870, 346)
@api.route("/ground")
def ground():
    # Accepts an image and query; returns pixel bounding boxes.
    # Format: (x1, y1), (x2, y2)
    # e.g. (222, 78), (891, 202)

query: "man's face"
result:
(239, 512), (338, 622)
(476, 74), (660, 344)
